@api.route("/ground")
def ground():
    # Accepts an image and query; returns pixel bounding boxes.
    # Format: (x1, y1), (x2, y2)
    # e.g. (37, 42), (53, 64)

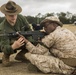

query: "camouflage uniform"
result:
(25, 26), (76, 74)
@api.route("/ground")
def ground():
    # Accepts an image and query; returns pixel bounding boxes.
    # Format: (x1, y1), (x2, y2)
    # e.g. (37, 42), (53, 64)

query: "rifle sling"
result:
(39, 42), (50, 50)
(60, 58), (76, 67)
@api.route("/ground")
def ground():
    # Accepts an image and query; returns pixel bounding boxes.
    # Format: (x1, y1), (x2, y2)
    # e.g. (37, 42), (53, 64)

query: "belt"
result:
(61, 58), (76, 67)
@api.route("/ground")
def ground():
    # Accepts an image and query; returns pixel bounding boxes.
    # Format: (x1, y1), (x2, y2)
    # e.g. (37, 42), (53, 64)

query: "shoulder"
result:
(17, 14), (24, 18)
(17, 14), (28, 24)
(17, 14), (27, 20)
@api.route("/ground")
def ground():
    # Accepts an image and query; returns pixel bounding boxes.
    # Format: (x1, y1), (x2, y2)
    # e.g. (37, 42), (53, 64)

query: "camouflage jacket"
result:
(26, 26), (76, 58)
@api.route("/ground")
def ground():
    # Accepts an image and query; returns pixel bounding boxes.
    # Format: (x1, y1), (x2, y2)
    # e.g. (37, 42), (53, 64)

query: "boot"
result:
(2, 53), (11, 67)
(15, 49), (29, 62)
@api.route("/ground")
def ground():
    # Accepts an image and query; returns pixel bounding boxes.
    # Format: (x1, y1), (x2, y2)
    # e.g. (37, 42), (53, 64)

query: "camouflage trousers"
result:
(25, 52), (75, 74)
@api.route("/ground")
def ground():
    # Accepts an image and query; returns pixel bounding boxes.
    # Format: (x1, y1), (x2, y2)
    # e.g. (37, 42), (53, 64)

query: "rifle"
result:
(0, 31), (46, 43)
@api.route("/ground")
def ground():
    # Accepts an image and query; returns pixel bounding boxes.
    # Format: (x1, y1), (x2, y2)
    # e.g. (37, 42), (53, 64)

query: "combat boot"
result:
(15, 50), (29, 62)
(2, 53), (11, 67)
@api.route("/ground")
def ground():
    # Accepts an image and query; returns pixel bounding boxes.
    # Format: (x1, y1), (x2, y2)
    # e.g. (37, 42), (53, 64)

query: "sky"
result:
(0, 0), (76, 17)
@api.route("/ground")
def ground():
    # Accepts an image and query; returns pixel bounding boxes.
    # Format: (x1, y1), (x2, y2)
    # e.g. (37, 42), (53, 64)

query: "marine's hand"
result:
(11, 37), (25, 50)
(18, 33), (29, 44)
(17, 32), (29, 44)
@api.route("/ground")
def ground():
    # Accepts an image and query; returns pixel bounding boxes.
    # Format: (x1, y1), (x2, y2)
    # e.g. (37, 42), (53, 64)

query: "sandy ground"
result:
(63, 24), (76, 32)
(0, 52), (60, 75)
(0, 24), (76, 75)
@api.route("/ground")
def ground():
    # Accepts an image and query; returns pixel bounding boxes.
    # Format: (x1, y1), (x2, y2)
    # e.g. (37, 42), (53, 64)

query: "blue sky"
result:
(0, 0), (76, 16)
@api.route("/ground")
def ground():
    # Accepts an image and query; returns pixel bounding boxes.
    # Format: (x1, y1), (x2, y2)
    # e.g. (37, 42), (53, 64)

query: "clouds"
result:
(0, 0), (76, 16)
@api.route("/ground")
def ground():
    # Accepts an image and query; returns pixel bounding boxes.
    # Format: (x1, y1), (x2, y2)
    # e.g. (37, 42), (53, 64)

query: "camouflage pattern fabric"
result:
(25, 26), (76, 74)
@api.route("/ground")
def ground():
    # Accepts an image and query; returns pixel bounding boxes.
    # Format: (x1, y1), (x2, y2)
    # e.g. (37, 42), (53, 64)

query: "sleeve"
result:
(0, 31), (14, 54)
(25, 33), (55, 54)
(26, 42), (49, 55)
(41, 33), (55, 48)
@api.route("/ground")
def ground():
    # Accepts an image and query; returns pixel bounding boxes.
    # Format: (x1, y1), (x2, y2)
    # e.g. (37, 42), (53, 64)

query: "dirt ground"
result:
(0, 52), (60, 75)
(0, 24), (76, 75)
(63, 24), (76, 33)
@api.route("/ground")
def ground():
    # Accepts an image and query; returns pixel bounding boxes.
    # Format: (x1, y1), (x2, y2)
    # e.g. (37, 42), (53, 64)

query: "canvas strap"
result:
(61, 58), (76, 67)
